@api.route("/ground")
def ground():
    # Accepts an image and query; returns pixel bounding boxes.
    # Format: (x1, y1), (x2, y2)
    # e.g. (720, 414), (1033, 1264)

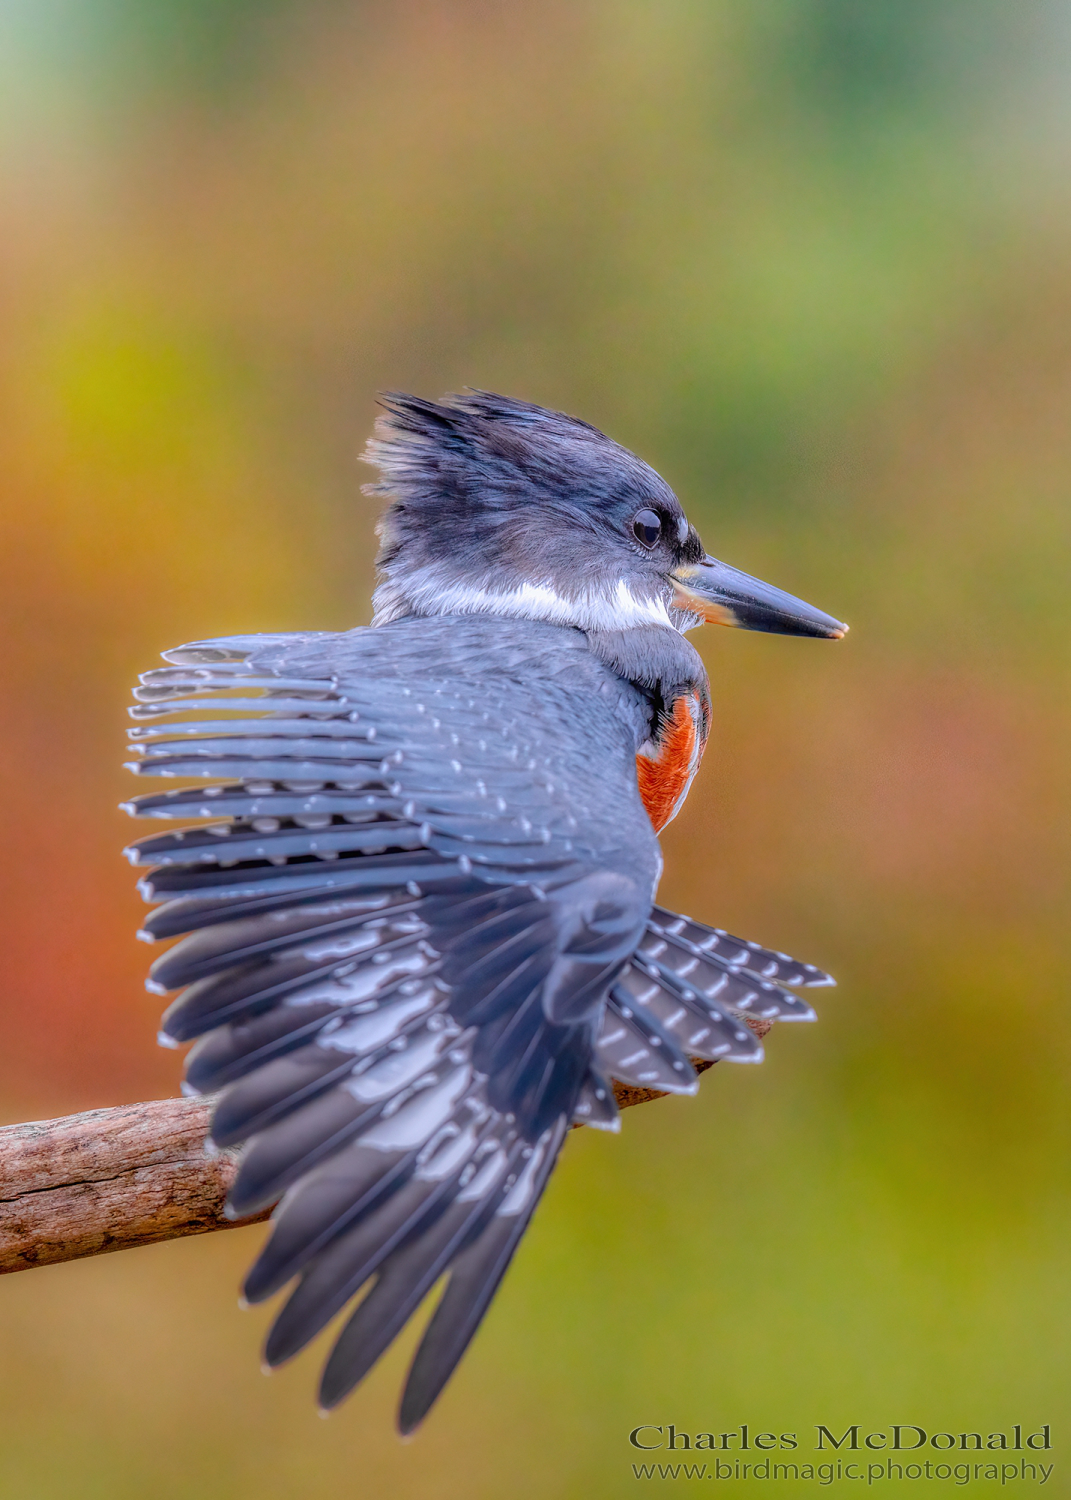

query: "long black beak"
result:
(669, 557), (847, 639)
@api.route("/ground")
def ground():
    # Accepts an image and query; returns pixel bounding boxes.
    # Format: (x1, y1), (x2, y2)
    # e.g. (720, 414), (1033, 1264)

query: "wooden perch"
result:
(0, 1066), (715, 1277)
(0, 1096), (266, 1274)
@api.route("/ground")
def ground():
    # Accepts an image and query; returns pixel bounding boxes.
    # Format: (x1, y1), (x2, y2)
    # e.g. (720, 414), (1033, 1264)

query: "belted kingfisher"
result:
(122, 391), (845, 1431)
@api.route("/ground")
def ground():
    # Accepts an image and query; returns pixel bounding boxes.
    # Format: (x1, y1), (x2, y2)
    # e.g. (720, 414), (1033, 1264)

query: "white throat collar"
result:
(372, 569), (678, 633)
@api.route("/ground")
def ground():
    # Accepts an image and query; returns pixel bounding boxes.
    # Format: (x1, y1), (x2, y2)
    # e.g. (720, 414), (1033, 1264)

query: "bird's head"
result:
(365, 391), (847, 641)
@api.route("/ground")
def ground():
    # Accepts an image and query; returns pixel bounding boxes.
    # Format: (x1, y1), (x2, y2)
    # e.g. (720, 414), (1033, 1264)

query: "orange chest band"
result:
(636, 691), (709, 833)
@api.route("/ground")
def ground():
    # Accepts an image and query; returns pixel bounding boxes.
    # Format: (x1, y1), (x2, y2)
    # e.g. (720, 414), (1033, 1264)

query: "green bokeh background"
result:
(0, 3), (1068, 1495)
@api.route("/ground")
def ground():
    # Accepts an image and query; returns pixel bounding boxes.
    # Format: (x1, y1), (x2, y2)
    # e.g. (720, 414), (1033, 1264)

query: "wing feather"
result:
(395, 1118), (568, 1432)
(124, 622), (828, 1430)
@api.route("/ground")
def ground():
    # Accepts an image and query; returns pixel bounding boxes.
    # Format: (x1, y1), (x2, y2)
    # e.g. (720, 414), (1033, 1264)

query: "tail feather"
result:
(594, 997), (699, 1092)
(638, 933), (816, 1022)
(571, 1069), (620, 1130)
(614, 962), (763, 1060)
(648, 907), (834, 989)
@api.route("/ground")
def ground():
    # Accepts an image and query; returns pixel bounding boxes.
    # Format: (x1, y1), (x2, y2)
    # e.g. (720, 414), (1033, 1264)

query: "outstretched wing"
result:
(123, 624), (662, 1425)
(122, 622), (830, 1428)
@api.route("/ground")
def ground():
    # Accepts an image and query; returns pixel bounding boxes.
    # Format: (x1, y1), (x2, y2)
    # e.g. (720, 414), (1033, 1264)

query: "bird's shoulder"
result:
(182, 615), (654, 750)
(217, 614), (603, 679)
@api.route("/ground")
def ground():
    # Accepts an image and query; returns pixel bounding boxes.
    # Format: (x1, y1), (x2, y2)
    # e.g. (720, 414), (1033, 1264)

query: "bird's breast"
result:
(635, 688), (710, 833)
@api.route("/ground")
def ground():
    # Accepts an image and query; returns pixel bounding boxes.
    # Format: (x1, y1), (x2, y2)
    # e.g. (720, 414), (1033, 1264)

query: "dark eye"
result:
(632, 509), (662, 548)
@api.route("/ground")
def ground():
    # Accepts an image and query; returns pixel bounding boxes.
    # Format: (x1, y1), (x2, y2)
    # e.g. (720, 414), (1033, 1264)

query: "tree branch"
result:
(0, 1097), (265, 1274)
(0, 1066), (715, 1276)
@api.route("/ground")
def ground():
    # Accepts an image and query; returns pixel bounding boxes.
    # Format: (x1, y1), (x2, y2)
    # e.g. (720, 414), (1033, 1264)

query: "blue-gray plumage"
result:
(122, 391), (845, 1431)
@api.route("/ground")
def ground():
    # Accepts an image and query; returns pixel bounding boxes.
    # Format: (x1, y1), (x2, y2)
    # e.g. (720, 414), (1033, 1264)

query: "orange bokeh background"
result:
(0, 4), (1068, 1495)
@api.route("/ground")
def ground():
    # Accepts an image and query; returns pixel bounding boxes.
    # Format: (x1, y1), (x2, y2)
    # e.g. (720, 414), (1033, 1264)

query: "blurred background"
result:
(1, 1), (1069, 1495)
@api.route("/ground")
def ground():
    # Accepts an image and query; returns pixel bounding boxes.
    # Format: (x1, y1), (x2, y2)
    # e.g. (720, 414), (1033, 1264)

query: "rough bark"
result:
(0, 1097), (267, 1274)
(0, 1067), (714, 1277)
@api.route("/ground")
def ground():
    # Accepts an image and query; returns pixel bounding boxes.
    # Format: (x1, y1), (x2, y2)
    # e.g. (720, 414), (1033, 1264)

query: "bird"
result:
(121, 390), (846, 1432)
